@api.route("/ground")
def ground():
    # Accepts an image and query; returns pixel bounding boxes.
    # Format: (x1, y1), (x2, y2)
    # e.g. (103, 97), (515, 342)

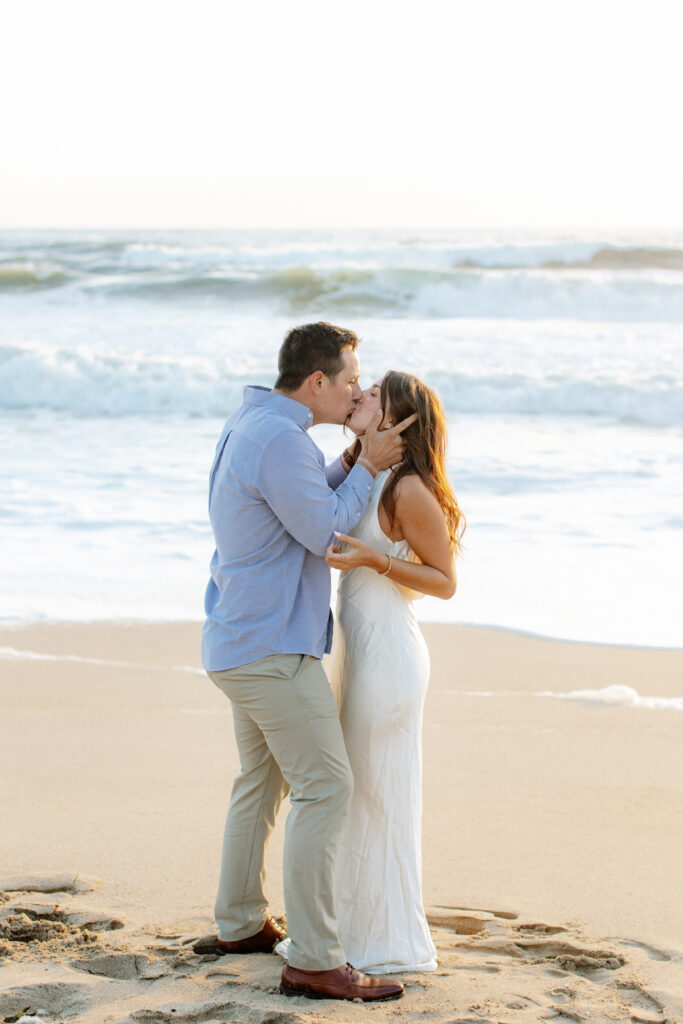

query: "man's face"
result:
(314, 346), (362, 425)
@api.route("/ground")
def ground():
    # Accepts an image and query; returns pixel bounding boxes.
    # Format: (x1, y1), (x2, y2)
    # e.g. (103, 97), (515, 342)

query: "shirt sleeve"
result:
(326, 455), (348, 490)
(258, 428), (374, 557)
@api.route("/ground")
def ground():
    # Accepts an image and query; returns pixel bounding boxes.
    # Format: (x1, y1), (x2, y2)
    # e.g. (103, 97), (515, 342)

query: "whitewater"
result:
(1, 229), (682, 646)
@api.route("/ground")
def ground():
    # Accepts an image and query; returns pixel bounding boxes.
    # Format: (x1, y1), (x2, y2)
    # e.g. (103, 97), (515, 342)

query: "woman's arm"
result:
(326, 475), (457, 600)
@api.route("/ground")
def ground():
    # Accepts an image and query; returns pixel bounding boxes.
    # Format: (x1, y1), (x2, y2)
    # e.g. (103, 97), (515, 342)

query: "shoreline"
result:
(2, 616), (682, 654)
(1, 620), (681, 1022)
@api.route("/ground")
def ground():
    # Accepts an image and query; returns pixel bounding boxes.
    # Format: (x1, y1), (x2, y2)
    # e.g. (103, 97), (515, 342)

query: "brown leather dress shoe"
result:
(280, 961), (404, 1001)
(216, 916), (286, 955)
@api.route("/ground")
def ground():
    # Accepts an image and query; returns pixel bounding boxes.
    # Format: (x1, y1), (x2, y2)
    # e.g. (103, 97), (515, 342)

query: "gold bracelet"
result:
(380, 554), (392, 576)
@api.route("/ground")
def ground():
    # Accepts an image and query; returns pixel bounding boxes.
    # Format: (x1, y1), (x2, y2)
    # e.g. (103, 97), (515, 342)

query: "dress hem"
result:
(361, 958), (438, 975)
(275, 940), (437, 976)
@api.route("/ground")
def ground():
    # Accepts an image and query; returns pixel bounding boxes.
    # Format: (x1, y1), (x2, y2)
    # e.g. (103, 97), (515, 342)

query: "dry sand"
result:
(1, 621), (681, 1024)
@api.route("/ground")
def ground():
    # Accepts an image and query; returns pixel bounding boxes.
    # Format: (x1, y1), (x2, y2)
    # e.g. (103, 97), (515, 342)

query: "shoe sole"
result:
(280, 983), (403, 1001)
(216, 942), (282, 955)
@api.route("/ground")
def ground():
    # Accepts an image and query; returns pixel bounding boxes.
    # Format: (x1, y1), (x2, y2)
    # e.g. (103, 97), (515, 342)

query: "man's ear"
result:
(308, 370), (326, 394)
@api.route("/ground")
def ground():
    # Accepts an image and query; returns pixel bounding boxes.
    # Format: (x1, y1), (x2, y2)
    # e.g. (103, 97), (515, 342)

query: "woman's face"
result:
(347, 380), (392, 435)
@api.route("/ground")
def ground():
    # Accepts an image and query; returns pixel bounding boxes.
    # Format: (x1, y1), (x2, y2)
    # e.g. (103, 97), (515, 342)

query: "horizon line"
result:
(3, 224), (683, 234)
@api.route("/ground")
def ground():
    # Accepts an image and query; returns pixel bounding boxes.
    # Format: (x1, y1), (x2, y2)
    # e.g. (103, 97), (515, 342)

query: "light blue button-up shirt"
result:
(201, 386), (375, 672)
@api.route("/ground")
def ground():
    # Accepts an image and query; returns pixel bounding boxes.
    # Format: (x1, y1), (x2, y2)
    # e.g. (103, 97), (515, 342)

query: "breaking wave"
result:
(455, 245), (683, 272)
(2, 341), (682, 425)
(77, 265), (683, 321)
(3, 233), (683, 320)
(0, 260), (69, 287)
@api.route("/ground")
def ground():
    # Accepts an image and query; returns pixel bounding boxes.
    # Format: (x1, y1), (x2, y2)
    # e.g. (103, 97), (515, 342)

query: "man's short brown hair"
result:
(274, 322), (360, 393)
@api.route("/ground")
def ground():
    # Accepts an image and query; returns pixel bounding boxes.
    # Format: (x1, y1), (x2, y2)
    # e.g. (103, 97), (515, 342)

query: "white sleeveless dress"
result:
(330, 468), (437, 974)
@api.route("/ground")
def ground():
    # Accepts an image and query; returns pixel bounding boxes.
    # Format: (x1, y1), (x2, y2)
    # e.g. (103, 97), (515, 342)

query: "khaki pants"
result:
(208, 653), (353, 970)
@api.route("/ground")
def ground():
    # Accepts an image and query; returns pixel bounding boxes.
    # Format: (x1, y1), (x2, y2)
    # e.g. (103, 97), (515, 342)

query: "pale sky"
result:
(2, 0), (682, 229)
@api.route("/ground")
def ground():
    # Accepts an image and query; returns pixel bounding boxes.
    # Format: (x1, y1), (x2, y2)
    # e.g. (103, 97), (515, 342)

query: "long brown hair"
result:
(379, 370), (465, 555)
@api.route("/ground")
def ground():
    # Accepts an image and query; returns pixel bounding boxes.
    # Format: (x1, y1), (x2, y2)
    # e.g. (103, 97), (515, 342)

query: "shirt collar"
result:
(243, 385), (314, 430)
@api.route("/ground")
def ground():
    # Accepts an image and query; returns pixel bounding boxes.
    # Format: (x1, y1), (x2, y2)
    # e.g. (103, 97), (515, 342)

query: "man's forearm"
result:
(261, 435), (375, 557)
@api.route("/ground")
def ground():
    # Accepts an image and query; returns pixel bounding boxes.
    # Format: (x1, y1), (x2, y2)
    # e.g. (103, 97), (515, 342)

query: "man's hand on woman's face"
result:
(357, 409), (418, 477)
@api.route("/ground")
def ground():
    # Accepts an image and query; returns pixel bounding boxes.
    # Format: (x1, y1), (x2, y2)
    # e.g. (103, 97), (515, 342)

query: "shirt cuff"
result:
(326, 455), (348, 490)
(347, 461), (374, 493)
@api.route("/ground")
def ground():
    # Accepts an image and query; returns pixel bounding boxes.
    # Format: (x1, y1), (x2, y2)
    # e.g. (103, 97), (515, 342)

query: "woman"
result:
(326, 370), (465, 975)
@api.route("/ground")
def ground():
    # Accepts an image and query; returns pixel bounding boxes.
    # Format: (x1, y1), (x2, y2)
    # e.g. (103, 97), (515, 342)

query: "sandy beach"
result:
(1, 621), (681, 1023)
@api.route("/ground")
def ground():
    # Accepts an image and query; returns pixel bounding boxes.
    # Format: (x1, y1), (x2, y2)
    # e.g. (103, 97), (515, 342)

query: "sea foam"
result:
(2, 339), (682, 426)
(537, 685), (683, 711)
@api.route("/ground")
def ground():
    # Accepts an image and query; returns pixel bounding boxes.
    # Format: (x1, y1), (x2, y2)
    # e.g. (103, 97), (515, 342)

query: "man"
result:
(202, 322), (415, 1002)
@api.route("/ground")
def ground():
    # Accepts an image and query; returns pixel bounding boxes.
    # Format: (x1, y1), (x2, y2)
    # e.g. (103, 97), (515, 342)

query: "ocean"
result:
(1, 229), (681, 646)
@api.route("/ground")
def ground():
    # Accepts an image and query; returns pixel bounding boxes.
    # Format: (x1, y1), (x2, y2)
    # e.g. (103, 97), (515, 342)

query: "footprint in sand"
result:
(427, 904), (521, 948)
(64, 909), (125, 931)
(544, 974), (670, 1023)
(515, 922), (568, 935)
(448, 963), (502, 974)
(0, 896), (123, 954)
(510, 938), (625, 973)
(433, 903), (519, 920)
(616, 980), (668, 1023)
(190, 932), (224, 954)
(426, 907), (628, 988)
(0, 982), (93, 1020)
(609, 936), (679, 962)
(452, 932), (624, 973)
(73, 952), (172, 980)
(129, 999), (305, 1023)
(1, 908), (83, 946)
(427, 912), (488, 935)
(0, 874), (100, 895)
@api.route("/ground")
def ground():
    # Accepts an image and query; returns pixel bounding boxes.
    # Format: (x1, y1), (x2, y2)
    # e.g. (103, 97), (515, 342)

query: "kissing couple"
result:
(201, 321), (464, 1002)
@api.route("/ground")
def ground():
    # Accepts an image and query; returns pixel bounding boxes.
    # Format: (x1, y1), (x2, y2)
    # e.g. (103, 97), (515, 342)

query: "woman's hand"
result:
(325, 532), (386, 573)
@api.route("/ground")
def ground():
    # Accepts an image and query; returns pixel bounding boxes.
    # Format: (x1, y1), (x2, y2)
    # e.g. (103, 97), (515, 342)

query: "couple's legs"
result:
(209, 653), (352, 970)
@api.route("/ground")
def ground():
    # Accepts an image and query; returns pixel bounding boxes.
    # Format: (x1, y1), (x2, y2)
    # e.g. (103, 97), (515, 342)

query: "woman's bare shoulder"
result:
(393, 472), (440, 512)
